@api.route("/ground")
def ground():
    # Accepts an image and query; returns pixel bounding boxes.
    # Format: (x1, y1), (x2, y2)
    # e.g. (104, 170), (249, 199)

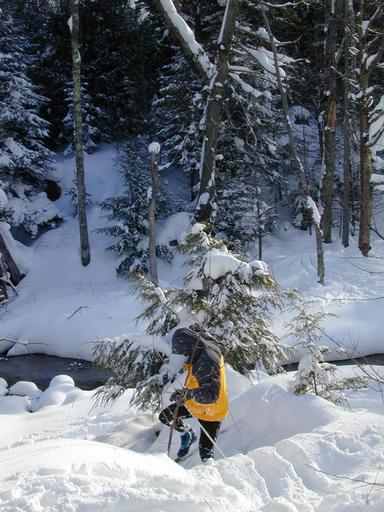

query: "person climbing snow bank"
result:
(159, 327), (228, 462)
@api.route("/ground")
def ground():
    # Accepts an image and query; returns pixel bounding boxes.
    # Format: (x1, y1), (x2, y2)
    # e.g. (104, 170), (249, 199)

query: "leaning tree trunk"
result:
(259, 0), (325, 283)
(148, 143), (160, 287)
(320, 0), (339, 243)
(195, 0), (239, 224)
(69, 0), (90, 266)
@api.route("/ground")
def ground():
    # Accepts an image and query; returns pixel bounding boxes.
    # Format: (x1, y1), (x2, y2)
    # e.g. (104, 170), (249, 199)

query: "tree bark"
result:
(356, 1), (384, 256)
(148, 149), (159, 287)
(358, 71), (373, 256)
(342, 0), (353, 248)
(320, 0), (339, 243)
(69, 0), (91, 266)
(195, 0), (239, 223)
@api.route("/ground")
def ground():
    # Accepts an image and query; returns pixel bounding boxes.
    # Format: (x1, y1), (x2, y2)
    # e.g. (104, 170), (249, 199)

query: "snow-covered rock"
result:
(49, 374), (75, 389)
(9, 381), (41, 399)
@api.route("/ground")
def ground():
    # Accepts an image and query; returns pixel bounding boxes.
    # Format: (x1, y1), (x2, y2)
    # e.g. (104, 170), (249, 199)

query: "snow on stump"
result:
(9, 381), (42, 399)
(148, 142), (161, 154)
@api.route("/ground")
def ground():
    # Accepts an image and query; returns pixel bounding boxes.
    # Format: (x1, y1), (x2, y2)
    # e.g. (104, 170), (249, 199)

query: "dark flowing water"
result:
(0, 354), (111, 390)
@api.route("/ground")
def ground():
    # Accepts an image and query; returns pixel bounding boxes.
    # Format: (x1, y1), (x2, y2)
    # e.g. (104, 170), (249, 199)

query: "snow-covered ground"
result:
(0, 145), (191, 359)
(1, 368), (384, 511)
(264, 223), (384, 359)
(1, 145), (383, 360)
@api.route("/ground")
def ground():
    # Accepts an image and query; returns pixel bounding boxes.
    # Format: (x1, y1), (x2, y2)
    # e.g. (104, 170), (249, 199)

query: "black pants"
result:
(159, 403), (221, 461)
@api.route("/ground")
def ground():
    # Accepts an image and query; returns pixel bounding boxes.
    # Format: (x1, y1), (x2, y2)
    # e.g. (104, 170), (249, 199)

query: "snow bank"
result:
(2, 371), (384, 511)
(157, 211), (191, 245)
(263, 223), (384, 359)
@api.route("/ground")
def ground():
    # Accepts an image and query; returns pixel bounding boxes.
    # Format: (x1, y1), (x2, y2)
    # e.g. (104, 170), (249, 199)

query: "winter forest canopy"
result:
(0, 1), (384, 390)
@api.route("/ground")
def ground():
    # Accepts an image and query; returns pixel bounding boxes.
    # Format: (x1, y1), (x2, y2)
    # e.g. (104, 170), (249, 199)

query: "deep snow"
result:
(1, 369), (384, 511)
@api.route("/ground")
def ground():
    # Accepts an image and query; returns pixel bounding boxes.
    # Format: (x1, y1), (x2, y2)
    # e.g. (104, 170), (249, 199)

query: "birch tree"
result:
(69, 0), (91, 266)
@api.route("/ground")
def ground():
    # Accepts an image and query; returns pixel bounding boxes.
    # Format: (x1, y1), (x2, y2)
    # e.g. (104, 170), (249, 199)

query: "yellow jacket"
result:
(183, 356), (229, 422)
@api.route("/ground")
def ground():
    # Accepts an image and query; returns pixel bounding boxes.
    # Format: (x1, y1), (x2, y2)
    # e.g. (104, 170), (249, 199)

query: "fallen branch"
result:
(305, 464), (384, 488)
(67, 305), (90, 319)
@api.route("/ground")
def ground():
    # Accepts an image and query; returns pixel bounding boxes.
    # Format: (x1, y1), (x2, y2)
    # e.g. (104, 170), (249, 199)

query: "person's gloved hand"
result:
(170, 388), (190, 404)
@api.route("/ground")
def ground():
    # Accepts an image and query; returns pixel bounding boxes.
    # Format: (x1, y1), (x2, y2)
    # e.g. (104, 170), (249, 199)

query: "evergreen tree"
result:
(94, 223), (295, 409)
(0, 9), (52, 188)
(60, 82), (104, 155)
(137, 223), (293, 373)
(0, 6), (58, 235)
(288, 302), (366, 404)
(93, 334), (170, 410)
(99, 140), (170, 276)
(149, 53), (204, 197)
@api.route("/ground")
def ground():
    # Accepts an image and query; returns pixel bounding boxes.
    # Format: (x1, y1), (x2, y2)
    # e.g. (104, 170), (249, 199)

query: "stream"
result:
(0, 354), (111, 390)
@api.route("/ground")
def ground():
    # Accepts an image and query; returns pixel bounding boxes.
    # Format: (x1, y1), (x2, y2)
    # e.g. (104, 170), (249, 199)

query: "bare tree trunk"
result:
(259, 0), (325, 284)
(148, 145), (160, 287)
(342, 0), (353, 248)
(321, 0), (339, 243)
(355, 1), (384, 256)
(69, 0), (90, 266)
(256, 187), (263, 260)
(195, 0), (239, 223)
(358, 76), (373, 257)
